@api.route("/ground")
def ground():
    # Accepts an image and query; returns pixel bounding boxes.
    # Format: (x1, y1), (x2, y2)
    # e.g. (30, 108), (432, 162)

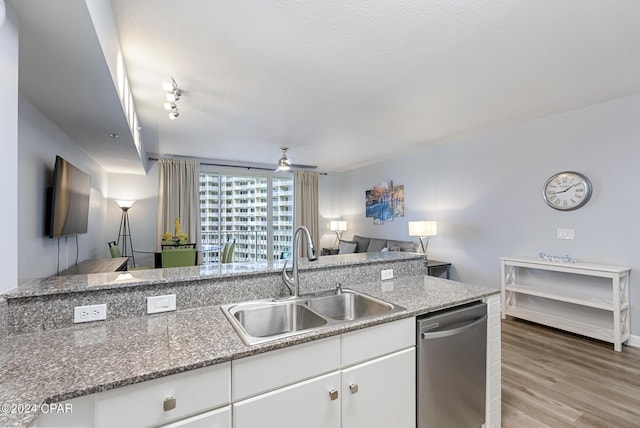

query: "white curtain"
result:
(294, 171), (320, 257)
(157, 159), (201, 249)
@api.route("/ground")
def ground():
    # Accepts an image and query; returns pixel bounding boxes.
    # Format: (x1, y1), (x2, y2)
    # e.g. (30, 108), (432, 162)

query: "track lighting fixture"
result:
(162, 77), (182, 119)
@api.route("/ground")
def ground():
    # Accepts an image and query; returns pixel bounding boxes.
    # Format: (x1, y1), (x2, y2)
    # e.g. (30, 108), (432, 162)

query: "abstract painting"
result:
(365, 180), (405, 224)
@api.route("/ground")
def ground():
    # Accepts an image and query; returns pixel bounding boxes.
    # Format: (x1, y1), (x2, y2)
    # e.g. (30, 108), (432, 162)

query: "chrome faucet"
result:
(282, 226), (317, 297)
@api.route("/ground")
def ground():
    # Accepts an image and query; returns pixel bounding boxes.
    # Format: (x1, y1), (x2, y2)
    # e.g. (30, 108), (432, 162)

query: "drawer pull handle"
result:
(163, 396), (176, 411)
(349, 384), (359, 394)
(329, 389), (339, 400)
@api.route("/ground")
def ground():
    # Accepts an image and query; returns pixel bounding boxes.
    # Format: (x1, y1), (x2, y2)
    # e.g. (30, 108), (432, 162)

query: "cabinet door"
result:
(342, 348), (416, 428)
(159, 406), (230, 428)
(233, 371), (341, 428)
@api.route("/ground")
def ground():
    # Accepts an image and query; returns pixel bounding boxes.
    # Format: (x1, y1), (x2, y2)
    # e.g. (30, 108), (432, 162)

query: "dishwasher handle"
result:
(420, 315), (487, 340)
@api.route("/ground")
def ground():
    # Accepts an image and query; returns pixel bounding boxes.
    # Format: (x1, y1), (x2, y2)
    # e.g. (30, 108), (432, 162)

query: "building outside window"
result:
(199, 171), (293, 263)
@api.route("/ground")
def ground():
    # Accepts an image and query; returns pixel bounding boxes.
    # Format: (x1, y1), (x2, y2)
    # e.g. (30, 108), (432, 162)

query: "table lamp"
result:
(329, 220), (347, 248)
(408, 221), (437, 259)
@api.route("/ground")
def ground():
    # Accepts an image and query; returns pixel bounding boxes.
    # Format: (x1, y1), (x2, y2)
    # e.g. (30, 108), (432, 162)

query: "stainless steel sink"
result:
(221, 289), (405, 345)
(230, 301), (327, 338)
(305, 292), (394, 321)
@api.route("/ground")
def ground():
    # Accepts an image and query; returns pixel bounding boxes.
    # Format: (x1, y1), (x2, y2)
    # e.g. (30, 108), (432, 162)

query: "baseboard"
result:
(626, 334), (640, 348)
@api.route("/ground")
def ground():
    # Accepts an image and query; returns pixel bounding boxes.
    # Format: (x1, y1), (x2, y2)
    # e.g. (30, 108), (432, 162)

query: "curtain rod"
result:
(148, 156), (328, 175)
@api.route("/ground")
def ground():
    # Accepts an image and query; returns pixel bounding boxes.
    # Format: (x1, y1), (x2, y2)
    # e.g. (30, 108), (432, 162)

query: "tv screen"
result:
(48, 156), (91, 238)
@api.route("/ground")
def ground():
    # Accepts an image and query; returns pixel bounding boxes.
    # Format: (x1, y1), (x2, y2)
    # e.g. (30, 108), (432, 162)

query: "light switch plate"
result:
(381, 269), (394, 281)
(147, 294), (177, 314)
(557, 228), (575, 240)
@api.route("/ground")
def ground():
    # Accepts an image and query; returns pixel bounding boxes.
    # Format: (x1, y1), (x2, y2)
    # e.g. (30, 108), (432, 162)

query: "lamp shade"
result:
(329, 220), (347, 232)
(408, 221), (437, 237)
(115, 200), (136, 209)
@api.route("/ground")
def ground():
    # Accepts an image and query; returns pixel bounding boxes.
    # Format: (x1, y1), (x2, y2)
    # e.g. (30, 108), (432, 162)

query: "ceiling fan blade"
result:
(290, 163), (317, 170)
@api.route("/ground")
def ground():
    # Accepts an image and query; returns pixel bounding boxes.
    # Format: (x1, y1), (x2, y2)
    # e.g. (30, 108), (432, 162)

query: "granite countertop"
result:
(0, 274), (498, 427)
(8, 252), (424, 299)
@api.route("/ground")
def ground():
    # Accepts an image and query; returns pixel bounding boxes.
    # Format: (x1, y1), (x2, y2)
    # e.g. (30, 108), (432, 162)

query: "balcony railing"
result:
(201, 230), (292, 264)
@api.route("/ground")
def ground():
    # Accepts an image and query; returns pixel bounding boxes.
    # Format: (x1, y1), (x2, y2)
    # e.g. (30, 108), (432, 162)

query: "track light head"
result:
(162, 77), (182, 118)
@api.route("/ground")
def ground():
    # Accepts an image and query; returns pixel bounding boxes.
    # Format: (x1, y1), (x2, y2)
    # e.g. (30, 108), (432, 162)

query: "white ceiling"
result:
(12, 0), (640, 173)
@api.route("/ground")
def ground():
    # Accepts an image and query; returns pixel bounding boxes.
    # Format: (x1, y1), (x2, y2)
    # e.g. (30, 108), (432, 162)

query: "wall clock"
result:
(543, 171), (592, 211)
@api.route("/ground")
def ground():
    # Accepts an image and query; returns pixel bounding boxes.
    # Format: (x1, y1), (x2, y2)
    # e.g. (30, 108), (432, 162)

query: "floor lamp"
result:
(115, 200), (136, 267)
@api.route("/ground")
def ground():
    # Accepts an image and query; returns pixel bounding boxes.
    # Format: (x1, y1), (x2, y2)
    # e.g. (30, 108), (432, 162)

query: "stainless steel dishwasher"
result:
(416, 302), (487, 428)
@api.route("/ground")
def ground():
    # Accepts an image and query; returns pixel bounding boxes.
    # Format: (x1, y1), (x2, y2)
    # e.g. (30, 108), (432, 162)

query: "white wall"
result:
(0, 4), (19, 293)
(334, 93), (640, 333)
(17, 96), (110, 279)
(318, 172), (350, 249)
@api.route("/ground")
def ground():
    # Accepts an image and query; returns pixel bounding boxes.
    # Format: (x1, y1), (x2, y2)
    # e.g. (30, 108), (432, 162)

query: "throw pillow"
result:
(351, 235), (371, 253)
(367, 238), (387, 252)
(388, 240), (418, 252)
(338, 241), (357, 255)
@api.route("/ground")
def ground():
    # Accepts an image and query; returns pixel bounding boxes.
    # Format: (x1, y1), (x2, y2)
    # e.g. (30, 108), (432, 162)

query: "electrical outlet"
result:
(147, 294), (177, 314)
(74, 304), (107, 324)
(557, 228), (575, 240)
(381, 269), (394, 281)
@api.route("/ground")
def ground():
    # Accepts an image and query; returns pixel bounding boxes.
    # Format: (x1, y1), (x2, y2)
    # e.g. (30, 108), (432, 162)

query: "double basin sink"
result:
(221, 289), (405, 345)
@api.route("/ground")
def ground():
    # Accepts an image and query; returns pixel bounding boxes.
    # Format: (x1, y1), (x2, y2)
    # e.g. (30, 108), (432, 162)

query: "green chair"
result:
(221, 239), (235, 264)
(108, 241), (122, 258)
(161, 248), (197, 268)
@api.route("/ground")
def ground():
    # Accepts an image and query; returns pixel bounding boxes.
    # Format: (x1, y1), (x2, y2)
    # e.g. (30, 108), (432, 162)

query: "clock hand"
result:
(549, 183), (580, 194)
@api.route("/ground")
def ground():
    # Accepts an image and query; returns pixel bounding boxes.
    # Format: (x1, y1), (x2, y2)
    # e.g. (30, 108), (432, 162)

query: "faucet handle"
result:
(335, 282), (343, 294)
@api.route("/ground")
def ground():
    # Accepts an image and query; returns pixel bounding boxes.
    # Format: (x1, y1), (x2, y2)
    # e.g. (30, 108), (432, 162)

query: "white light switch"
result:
(147, 294), (177, 314)
(381, 269), (394, 281)
(557, 228), (575, 240)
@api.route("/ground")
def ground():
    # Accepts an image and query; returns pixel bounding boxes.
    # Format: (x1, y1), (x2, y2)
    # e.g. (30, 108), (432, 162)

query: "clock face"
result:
(543, 171), (592, 211)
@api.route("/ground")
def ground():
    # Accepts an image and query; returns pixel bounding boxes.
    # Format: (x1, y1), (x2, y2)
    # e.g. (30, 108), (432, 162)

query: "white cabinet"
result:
(232, 318), (416, 428)
(501, 257), (631, 351)
(35, 363), (231, 428)
(96, 362), (231, 427)
(342, 348), (415, 428)
(159, 406), (231, 428)
(233, 371), (341, 428)
(232, 336), (341, 401)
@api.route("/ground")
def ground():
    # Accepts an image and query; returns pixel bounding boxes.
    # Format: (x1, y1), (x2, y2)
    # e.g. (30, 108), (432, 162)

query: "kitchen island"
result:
(0, 272), (500, 427)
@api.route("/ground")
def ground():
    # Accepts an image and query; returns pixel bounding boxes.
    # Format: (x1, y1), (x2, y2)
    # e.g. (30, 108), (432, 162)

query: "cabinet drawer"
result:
(96, 363), (230, 428)
(341, 317), (415, 367)
(232, 336), (340, 401)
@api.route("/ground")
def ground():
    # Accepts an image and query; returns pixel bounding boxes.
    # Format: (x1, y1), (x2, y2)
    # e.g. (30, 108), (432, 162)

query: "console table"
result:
(321, 247), (339, 256)
(58, 257), (129, 276)
(500, 257), (630, 352)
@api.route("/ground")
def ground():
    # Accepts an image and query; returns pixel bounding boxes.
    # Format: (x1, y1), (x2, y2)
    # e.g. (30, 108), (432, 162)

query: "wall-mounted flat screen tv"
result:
(48, 156), (91, 238)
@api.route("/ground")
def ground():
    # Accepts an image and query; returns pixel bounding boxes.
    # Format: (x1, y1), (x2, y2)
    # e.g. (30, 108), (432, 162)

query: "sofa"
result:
(338, 234), (418, 254)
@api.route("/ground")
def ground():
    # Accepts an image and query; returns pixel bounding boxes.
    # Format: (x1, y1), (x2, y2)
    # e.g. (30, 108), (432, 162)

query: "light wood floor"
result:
(501, 318), (640, 428)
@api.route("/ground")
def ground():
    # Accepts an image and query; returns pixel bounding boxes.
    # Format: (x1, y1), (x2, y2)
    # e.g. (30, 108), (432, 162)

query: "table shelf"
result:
(500, 257), (630, 352)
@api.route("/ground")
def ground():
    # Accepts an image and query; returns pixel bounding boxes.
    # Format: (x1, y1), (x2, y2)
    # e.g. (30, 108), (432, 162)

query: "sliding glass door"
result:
(199, 171), (293, 264)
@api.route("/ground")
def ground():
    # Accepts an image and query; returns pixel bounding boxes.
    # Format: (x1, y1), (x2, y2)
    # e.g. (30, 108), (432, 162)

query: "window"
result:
(199, 171), (294, 263)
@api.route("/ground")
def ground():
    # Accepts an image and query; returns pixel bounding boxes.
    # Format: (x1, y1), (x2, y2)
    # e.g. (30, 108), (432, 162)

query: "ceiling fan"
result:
(275, 147), (317, 172)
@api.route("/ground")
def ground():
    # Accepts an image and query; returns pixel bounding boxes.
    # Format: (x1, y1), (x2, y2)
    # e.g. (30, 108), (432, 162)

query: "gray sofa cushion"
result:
(387, 239), (418, 252)
(338, 241), (357, 254)
(367, 238), (388, 252)
(351, 235), (371, 253)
